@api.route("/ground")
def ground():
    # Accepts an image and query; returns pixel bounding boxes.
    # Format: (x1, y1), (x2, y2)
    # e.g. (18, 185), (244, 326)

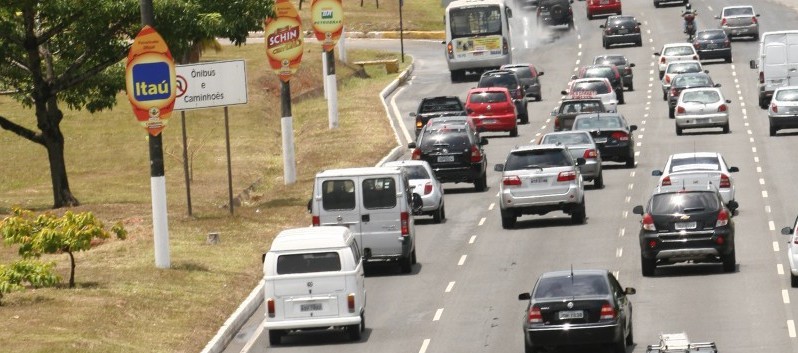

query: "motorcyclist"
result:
(681, 3), (698, 35)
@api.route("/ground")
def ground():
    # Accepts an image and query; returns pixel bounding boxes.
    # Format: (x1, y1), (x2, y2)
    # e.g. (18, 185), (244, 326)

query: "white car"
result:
(674, 87), (731, 135)
(767, 86), (798, 136)
(383, 160), (446, 223)
(562, 77), (618, 113)
(781, 220), (798, 287)
(661, 60), (704, 101)
(654, 43), (699, 79)
(651, 152), (739, 209)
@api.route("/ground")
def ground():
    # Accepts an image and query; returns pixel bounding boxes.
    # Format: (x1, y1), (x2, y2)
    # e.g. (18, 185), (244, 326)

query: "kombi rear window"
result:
(277, 252), (342, 274)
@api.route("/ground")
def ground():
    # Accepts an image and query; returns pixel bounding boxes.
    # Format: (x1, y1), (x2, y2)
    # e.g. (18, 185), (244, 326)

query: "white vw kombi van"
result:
(310, 167), (420, 273)
(263, 226), (366, 345)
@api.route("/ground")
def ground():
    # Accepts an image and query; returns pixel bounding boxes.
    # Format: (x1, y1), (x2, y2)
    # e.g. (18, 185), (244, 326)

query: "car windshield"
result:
(651, 192), (720, 214)
(667, 62), (701, 74)
(669, 156), (721, 172)
(673, 75), (712, 87)
(775, 89), (798, 101)
(469, 92), (508, 103)
(505, 66), (533, 79)
(723, 7), (753, 16)
(534, 274), (609, 298)
(681, 90), (720, 104)
(572, 81), (610, 94)
(420, 129), (471, 150)
(561, 101), (603, 114)
(594, 56), (626, 66)
(573, 116), (624, 130)
(504, 149), (570, 170)
(541, 133), (592, 145)
(479, 74), (517, 89)
(663, 46), (694, 56)
(420, 99), (462, 113)
(697, 31), (726, 40)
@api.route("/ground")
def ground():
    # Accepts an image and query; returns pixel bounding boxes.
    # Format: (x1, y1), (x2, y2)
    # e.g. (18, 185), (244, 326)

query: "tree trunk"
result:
(39, 108), (80, 209)
(67, 251), (76, 288)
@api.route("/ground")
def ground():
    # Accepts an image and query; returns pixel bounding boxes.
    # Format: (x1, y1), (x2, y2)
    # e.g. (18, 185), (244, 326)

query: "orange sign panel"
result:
(311, 0), (344, 52)
(265, 0), (304, 82)
(125, 26), (176, 136)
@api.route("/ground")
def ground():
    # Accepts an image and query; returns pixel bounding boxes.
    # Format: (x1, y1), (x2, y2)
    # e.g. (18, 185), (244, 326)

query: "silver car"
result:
(716, 6), (760, 40)
(538, 131), (604, 188)
(781, 219), (798, 288)
(674, 87), (731, 135)
(661, 60), (704, 101)
(383, 160), (445, 223)
(494, 144), (586, 229)
(767, 86), (798, 136)
(651, 152), (739, 210)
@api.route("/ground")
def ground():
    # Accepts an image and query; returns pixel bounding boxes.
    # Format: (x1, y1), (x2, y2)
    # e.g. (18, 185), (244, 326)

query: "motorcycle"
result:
(683, 13), (696, 41)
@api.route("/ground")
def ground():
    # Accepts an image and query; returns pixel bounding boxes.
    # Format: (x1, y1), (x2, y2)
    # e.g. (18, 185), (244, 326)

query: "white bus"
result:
(444, 0), (513, 82)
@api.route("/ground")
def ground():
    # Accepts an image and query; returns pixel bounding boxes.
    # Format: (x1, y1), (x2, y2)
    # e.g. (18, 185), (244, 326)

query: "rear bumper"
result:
(769, 115), (798, 129)
(640, 229), (734, 261)
(525, 321), (621, 346)
(499, 185), (583, 215)
(434, 164), (484, 184)
(473, 115), (517, 132)
(448, 55), (510, 71)
(579, 160), (602, 179)
(604, 33), (641, 45)
(265, 315), (361, 330)
(697, 47), (732, 59)
(597, 144), (631, 162)
(587, 4), (621, 16)
(721, 24), (758, 37)
(675, 113), (729, 128)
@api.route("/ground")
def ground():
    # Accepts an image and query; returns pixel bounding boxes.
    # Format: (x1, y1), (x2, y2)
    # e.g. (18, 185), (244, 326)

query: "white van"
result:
(750, 31), (798, 108)
(310, 167), (420, 273)
(263, 226), (366, 345)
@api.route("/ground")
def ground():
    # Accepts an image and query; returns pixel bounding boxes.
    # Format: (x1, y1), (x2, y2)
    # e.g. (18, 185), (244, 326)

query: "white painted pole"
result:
(322, 52), (328, 99)
(337, 28), (347, 63)
(151, 176), (170, 268)
(326, 50), (339, 129)
(281, 116), (297, 184)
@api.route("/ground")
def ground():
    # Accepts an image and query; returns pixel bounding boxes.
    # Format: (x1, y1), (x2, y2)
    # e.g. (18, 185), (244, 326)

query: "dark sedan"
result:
(518, 269), (635, 353)
(693, 29), (732, 63)
(594, 54), (636, 91)
(571, 113), (637, 168)
(666, 72), (718, 118)
(600, 15), (643, 49)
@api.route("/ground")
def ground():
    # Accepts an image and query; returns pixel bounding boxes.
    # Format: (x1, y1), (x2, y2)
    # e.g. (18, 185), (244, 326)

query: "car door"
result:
(359, 175), (403, 257)
(318, 178), (363, 247)
(608, 273), (631, 334)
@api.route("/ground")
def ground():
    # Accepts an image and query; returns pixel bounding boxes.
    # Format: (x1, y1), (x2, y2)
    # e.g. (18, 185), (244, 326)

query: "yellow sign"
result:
(264, 0), (304, 82)
(125, 26), (176, 136)
(311, 0), (344, 52)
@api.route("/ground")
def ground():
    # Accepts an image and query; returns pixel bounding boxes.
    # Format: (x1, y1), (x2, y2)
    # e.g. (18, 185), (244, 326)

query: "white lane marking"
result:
(763, 191), (769, 198)
(789, 320), (796, 338)
(638, 134), (644, 139)
(742, 108), (747, 115)
(750, 137), (755, 143)
(779, 264), (785, 275)
(760, 178), (765, 185)
(641, 127), (646, 132)
(741, 102), (746, 107)
(752, 147), (757, 153)
(784, 290), (791, 304)
(625, 196), (631, 203)
(619, 228), (625, 237)
(754, 156), (760, 163)
(616, 248), (623, 257)
(766, 205), (772, 213)
(445, 282), (455, 293)
(419, 339), (431, 353)
(707, 5), (713, 11)
(623, 211), (629, 219)
(458, 255), (467, 266)
(770, 221), (776, 231)
(757, 166), (762, 173)
(630, 171), (636, 177)
(433, 308), (444, 321)
(635, 151), (640, 157)
(496, 191), (500, 197)
(642, 120), (647, 124)
(613, 271), (620, 281)
(637, 142), (642, 147)
(747, 129), (753, 135)
(628, 183), (634, 190)
(578, 43), (582, 49)
(478, 217), (486, 226)
(489, 203), (495, 211)
(469, 235), (476, 244)
(775, 241), (781, 252)
(575, 59), (581, 66)
(390, 85), (414, 143)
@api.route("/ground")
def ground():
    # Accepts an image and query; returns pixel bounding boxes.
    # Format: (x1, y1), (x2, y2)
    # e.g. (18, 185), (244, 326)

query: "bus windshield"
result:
(449, 5), (503, 39)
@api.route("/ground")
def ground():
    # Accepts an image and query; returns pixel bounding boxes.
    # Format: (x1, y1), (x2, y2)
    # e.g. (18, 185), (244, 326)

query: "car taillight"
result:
(772, 103), (778, 113)
(537, 7), (541, 16)
(412, 148), (421, 160)
(759, 71), (765, 84)
(312, 215), (320, 226)
(670, 87), (679, 97)
(676, 106), (685, 114)
(401, 211), (410, 236)
(528, 305), (543, 323)
(661, 176), (671, 186)
(634, 26), (640, 33)
(447, 42), (454, 59)
(610, 131), (629, 141)
(716, 209), (729, 227)
(583, 149), (598, 159)
(665, 75), (671, 84)
(503, 176), (522, 186)
(600, 302), (616, 320)
(752, 16), (758, 24)
(660, 57), (666, 64)
(348, 293), (356, 313)
(721, 18), (727, 26)
(515, 87), (523, 100)
(555, 117), (561, 130)
(724, 39), (731, 47)
(557, 171), (576, 182)
(605, 28), (612, 35)
(502, 37), (509, 55)
(470, 145), (482, 163)
(719, 174), (731, 188)
(692, 55), (698, 60)
(648, 239), (658, 248)
(642, 213), (656, 231)
(718, 104), (727, 112)
(267, 298), (276, 318)
(423, 182), (433, 195)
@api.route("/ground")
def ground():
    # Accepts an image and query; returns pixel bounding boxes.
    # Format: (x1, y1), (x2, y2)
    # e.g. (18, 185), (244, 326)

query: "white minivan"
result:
(750, 30), (798, 108)
(310, 167), (420, 273)
(263, 226), (366, 345)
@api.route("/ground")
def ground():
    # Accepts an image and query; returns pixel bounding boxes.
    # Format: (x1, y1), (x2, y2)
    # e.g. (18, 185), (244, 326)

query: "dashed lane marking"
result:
(760, 178), (766, 185)
(616, 248), (623, 258)
(779, 264), (785, 275)
(770, 221), (776, 231)
(478, 217), (486, 226)
(469, 235), (476, 244)
(784, 290), (791, 304)
(445, 282), (455, 293)
(458, 255), (467, 266)
(623, 211), (629, 219)
(788, 320), (796, 338)
(619, 228), (625, 238)
(766, 206), (771, 213)
(763, 191), (769, 198)
(489, 203), (495, 211)
(775, 241), (781, 252)
(433, 308), (444, 321)
(419, 339), (431, 353)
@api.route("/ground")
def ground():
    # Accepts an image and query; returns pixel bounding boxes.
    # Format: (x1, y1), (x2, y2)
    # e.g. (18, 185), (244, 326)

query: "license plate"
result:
(707, 44), (718, 49)
(558, 310), (584, 320)
(473, 51), (483, 56)
(695, 118), (709, 124)
(482, 118), (496, 124)
(617, 29), (628, 34)
(600, 0), (608, 4)
(301, 303), (323, 312)
(438, 155), (455, 163)
(594, 137), (608, 143)
(529, 177), (548, 184)
(675, 221), (697, 230)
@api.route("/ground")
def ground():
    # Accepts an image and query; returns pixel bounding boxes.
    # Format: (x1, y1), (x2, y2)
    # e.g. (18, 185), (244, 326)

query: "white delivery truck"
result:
(750, 30), (798, 109)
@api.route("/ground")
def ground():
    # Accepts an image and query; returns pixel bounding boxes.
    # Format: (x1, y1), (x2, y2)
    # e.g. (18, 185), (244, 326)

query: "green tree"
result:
(0, 259), (60, 305)
(0, 208), (127, 288)
(0, 0), (274, 208)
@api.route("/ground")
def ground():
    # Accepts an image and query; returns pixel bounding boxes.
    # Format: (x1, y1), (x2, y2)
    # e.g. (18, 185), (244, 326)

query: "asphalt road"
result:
(225, 0), (798, 352)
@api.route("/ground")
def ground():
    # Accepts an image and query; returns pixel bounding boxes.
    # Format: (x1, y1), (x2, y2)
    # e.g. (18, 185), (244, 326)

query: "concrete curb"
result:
(200, 279), (265, 353)
(377, 61), (415, 167)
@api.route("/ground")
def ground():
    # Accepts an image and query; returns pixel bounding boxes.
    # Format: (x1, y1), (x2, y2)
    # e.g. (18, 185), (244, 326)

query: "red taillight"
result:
(752, 16), (758, 24)
(665, 75), (671, 84)
(634, 26), (640, 33)
(312, 215), (320, 226)
(771, 103), (778, 113)
(718, 104), (727, 112)
(600, 302), (616, 320)
(605, 28), (612, 35)
(267, 298), (276, 318)
(557, 171), (576, 182)
(661, 176), (671, 186)
(660, 57), (666, 64)
(447, 42), (454, 59)
(348, 293), (356, 313)
(470, 145), (482, 163)
(528, 305), (543, 323)
(716, 209), (729, 227)
(719, 174), (731, 188)
(676, 106), (686, 114)
(642, 213), (656, 231)
(670, 87), (679, 97)
(583, 149), (598, 159)
(724, 39), (731, 47)
(503, 176), (522, 186)
(401, 211), (410, 236)
(423, 182), (433, 195)
(610, 131), (629, 141)
(412, 148), (421, 160)
(721, 18), (727, 26)
(759, 71), (765, 84)
(648, 239), (658, 248)
(554, 117), (561, 130)
(692, 55), (699, 60)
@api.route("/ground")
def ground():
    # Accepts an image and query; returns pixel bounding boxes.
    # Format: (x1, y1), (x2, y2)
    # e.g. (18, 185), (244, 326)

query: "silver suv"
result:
(494, 145), (586, 229)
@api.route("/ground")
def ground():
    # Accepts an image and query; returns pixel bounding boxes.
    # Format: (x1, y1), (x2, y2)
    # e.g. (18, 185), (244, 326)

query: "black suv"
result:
(408, 123), (488, 191)
(477, 70), (528, 124)
(536, 0), (574, 28)
(633, 187), (738, 276)
(409, 96), (467, 136)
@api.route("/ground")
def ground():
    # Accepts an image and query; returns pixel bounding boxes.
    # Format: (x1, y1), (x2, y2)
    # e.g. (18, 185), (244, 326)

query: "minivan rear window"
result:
(322, 180), (356, 210)
(651, 192), (720, 214)
(363, 177), (397, 209)
(276, 252), (342, 274)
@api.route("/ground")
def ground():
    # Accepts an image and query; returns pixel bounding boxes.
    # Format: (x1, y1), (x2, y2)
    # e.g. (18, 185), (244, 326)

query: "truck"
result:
(749, 30), (798, 109)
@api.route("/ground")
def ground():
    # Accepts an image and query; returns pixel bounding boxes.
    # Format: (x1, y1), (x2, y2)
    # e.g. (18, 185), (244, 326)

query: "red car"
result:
(465, 87), (518, 137)
(586, 0), (622, 20)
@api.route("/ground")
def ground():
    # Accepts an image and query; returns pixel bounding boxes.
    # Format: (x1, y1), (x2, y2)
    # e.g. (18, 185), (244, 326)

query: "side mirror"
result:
(782, 227), (794, 236)
(262, 253), (267, 264)
(600, 25), (606, 28)
(637, 22), (642, 26)
(714, 83), (722, 87)
(307, 198), (313, 213)
(704, 70), (710, 74)
(538, 71), (545, 76)
(480, 137), (489, 145)
(726, 99), (732, 104)
(629, 63), (636, 67)
(409, 112), (417, 117)
(550, 109), (557, 116)
(756, 14), (761, 17)
(714, 15), (720, 19)
(518, 292), (531, 300)
(441, 40), (446, 45)
(576, 157), (586, 166)
(632, 205), (644, 215)
(624, 287), (636, 295)
(652, 170), (663, 176)
(411, 193), (423, 213)
(750, 60), (758, 69)
(408, 142), (417, 149)
(570, 74), (577, 80)
(653, 52), (661, 56)
(629, 124), (638, 131)
(494, 164), (505, 172)
(506, 8), (513, 18)
(561, 90), (569, 95)
(728, 166), (739, 173)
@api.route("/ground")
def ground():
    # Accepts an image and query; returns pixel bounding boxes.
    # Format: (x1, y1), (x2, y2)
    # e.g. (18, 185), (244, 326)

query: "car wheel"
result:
(759, 96), (769, 109)
(501, 210), (517, 229)
(753, 33), (759, 41)
(450, 70), (462, 83)
(641, 256), (656, 276)
(791, 274), (798, 288)
(722, 250), (736, 273)
(348, 313), (364, 341)
(625, 154), (635, 168)
(626, 318), (634, 346)
(618, 92), (625, 105)
(654, 1), (660, 8)
(662, 91), (667, 101)
(594, 172), (604, 189)
(668, 107), (675, 119)
(722, 122), (730, 134)
(535, 94), (542, 102)
(587, 13), (593, 20)
(400, 253), (413, 273)
(474, 173), (487, 192)
(269, 330), (283, 346)
(510, 126), (518, 137)
(676, 126), (683, 136)
(433, 203), (445, 223)
(725, 55), (733, 63)
(658, 71), (664, 80)
(571, 199), (586, 225)
(568, 20), (575, 29)
(628, 82), (634, 91)
(603, 39), (608, 49)
(411, 248), (417, 265)
(770, 124), (778, 136)
(636, 40), (643, 47)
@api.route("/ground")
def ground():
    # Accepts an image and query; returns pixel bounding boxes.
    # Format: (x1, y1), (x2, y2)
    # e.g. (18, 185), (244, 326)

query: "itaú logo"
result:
(132, 62), (171, 101)
(268, 26), (300, 47)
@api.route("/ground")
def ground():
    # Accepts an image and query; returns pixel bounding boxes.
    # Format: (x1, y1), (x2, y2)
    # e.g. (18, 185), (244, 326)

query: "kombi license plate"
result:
(675, 222), (697, 230)
(558, 310), (584, 320)
(301, 303), (323, 312)
(438, 155), (455, 163)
